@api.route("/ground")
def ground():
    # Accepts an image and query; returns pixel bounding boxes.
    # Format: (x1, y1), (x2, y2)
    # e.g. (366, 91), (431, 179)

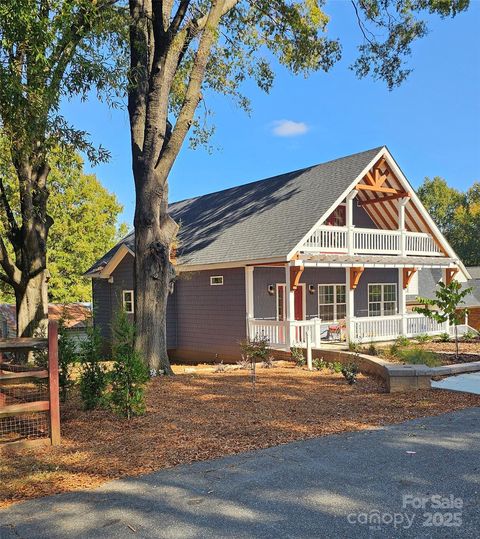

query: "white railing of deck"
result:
(351, 313), (448, 343)
(248, 318), (323, 349)
(301, 226), (442, 256)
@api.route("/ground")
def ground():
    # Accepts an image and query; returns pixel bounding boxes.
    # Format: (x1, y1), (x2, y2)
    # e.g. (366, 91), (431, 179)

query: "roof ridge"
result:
(169, 146), (385, 208)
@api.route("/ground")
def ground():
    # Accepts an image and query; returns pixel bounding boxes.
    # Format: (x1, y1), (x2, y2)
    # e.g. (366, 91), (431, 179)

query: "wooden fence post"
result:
(48, 321), (61, 445)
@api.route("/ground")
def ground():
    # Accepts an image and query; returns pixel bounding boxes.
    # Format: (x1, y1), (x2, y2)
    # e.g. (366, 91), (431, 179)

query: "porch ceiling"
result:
(299, 253), (456, 268)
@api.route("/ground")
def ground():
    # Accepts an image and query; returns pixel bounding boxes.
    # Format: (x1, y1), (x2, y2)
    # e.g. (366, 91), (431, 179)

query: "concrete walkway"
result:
(432, 372), (480, 395)
(1, 408), (480, 539)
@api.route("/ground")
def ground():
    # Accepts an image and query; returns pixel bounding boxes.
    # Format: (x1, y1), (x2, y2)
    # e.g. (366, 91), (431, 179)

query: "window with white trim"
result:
(210, 275), (224, 286)
(368, 283), (397, 317)
(318, 284), (346, 322)
(122, 290), (134, 313)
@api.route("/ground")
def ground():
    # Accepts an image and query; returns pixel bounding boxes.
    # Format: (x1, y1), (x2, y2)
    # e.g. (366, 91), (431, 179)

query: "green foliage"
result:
(0, 151), (126, 303)
(312, 357), (327, 371)
(57, 318), (78, 402)
(341, 363), (359, 385)
(396, 348), (440, 368)
(348, 341), (359, 352)
(290, 346), (305, 367)
(328, 361), (343, 374)
(463, 330), (479, 341)
(395, 335), (410, 347)
(79, 327), (107, 410)
(439, 332), (451, 342)
(415, 280), (472, 327)
(240, 335), (271, 364)
(367, 342), (378, 356)
(417, 177), (480, 265)
(109, 311), (149, 419)
(416, 334), (431, 344)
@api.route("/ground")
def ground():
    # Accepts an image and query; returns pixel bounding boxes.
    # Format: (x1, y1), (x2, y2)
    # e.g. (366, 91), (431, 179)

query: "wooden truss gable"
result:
(353, 156), (447, 255)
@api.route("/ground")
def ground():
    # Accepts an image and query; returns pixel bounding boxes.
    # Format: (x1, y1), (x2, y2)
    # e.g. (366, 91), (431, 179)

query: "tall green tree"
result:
(127, 0), (470, 373)
(417, 177), (480, 265)
(0, 0), (126, 339)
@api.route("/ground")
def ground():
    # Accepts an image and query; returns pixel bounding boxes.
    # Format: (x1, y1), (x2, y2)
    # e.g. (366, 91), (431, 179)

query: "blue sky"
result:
(62, 0), (480, 226)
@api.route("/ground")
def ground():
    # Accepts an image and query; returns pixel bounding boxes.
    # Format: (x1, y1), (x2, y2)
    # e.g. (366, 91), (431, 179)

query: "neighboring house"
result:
(0, 303), (92, 345)
(86, 146), (471, 362)
(407, 267), (480, 331)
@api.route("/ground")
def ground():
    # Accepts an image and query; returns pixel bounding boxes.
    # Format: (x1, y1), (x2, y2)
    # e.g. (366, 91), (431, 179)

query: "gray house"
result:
(86, 147), (471, 362)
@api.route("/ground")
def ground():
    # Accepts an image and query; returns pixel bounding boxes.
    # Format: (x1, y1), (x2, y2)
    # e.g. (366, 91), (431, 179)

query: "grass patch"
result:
(395, 347), (441, 367)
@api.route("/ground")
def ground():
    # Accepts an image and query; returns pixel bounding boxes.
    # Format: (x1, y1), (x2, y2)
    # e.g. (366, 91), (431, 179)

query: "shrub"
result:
(416, 333), (431, 344)
(290, 346), (305, 367)
(312, 357), (327, 371)
(367, 342), (378, 356)
(397, 348), (440, 368)
(341, 363), (359, 385)
(439, 332), (450, 342)
(79, 327), (107, 410)
(57, 318), (78, 402)
(463, 330), (479, 341)
(239, 335), (271, 364)
(395, 335), (410, 347)
(109, 311), (149, 419)
(236, 358), (251, 369)
(328, 361), (343, 374)
(348, 341), (359, 352)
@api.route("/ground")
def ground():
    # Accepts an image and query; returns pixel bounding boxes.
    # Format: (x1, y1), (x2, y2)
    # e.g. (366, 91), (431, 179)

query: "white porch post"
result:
(399, 268), (408, 336)
(399, 198), (409, 256)
(245, 266), (254, 339)
(285, 264), (295, 350)
(346, 191), (358, 255)
(345, 268), (355, 344)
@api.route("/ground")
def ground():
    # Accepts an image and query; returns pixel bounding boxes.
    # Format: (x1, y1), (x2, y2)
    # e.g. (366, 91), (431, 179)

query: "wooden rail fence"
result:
(0, 321), (60, 448)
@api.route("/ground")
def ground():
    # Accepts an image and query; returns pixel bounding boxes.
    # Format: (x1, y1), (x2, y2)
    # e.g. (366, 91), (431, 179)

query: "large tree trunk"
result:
(133, 167), (177, 374)
(16, 270), (49, 340)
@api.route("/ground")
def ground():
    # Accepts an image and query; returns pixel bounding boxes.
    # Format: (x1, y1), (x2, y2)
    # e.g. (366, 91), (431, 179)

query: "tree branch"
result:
(0, 176), (19, 236)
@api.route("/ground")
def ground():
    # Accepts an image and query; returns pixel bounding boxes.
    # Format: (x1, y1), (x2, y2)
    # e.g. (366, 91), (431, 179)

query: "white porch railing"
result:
(302, 226), (442, 256)
(351, 313), (448, 343)
(248, 318), (324, 348)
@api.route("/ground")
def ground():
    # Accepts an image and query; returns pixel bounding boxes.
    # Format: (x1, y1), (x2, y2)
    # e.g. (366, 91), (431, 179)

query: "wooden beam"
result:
(356, 184), (399, 194)
(0, 400), (50, 418)
(349, 267), (364, 290)
(402, 268), (417, 289)
(358, 192), (410, 206)
(445, 268), (459, 286)
(48, 321), (61, 446)
(247, 261), (287, 267)
(364, 171), (377, 186)
(290, 265), (304, 291)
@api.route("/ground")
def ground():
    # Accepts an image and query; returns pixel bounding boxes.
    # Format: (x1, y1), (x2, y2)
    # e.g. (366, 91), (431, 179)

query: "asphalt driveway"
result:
(1, 407), (479, 539)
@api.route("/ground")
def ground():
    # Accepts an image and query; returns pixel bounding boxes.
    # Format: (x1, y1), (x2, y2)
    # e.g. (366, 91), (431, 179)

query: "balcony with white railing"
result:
(302, 226), (442, 257)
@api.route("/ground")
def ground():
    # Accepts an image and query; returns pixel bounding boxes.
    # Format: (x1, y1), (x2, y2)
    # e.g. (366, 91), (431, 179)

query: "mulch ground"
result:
(2, 364), (480, 508)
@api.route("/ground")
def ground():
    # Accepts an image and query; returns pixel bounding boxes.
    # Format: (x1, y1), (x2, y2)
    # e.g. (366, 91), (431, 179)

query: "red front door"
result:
(294, 286), (304, 320)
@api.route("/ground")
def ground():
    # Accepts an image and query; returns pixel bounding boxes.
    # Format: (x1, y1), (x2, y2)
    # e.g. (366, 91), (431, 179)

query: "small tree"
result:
(79, 327), (107, 410)
(110, 311), (149, 419)
(414, 280), (472, 358)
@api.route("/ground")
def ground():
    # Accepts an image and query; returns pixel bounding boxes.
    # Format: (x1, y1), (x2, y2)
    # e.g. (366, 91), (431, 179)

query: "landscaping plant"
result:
(110, 311), (149, 419)
(341, 363), (359, 385)
(396, 348), (440, 368)
(57, 318), (77, 402)
(415, 280), (473, 358)
(290, 346), (305, 367)
(79, 327), (107, 411)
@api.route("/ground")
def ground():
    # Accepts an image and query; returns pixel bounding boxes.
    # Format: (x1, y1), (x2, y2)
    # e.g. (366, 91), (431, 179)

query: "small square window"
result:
(210, 276), (224, 286)
(123, 290), (134, 313)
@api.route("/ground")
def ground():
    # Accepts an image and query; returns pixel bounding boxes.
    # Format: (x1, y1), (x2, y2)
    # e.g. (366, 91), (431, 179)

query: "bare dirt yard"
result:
(2, 364), (480, 508)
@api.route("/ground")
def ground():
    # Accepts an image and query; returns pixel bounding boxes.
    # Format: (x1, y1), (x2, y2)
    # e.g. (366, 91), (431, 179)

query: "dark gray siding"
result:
(353, 202), (377, 228)
(171, 268), (246, 362)
(252, 266), (398, 319)
(92, 253), (177, 353)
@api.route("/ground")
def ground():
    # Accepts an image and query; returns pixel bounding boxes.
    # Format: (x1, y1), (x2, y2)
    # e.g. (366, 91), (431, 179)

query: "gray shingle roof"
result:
(86, 146), (383, 273)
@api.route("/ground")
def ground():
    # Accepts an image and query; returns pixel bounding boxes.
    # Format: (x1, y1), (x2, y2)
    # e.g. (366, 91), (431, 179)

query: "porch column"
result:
(399, 268), (408, 336)
(346, 191), (358, 256)
(285, 263), (295, 349)
(345, 268), (355, 344)
(398, 198), (409, 256)
(245, 266), (254, 338)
